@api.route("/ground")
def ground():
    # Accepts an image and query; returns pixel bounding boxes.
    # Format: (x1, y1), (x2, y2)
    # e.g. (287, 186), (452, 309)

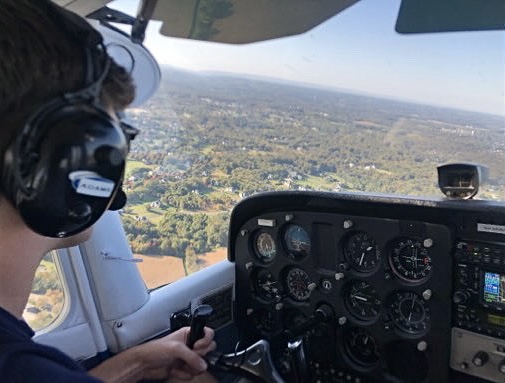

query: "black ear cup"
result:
(3, 101), (128, 237)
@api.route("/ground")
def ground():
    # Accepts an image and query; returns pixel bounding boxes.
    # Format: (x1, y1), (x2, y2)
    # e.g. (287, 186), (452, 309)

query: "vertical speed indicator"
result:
(387, 291), (430, 336)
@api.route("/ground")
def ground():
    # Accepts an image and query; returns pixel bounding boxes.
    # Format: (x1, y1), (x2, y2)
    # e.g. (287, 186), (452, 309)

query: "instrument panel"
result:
(230, 191), (505, 383)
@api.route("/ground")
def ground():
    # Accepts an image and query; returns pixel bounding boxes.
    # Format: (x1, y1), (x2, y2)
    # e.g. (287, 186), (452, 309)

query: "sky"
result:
(109, 0), (505, 116)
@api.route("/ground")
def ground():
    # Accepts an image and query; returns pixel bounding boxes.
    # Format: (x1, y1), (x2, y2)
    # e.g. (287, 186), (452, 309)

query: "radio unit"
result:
(453, 241), (505, 338)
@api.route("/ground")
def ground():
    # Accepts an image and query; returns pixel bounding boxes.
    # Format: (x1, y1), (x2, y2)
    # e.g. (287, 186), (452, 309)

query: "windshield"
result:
(110, 0), (505, 288)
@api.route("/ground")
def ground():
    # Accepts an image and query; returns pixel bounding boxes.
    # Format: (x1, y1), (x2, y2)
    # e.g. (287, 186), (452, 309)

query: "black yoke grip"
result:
(186, 305), (213, 349)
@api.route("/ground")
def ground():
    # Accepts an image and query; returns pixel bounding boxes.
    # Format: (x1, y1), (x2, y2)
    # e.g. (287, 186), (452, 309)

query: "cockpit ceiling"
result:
(53, 0), (360, 44)
(55, 0), (505, 44)
(52, 0), (112, 16)
(151, 0), (360, 44)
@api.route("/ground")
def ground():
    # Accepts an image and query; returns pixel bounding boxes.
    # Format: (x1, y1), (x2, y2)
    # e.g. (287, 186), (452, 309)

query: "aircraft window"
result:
(22, 252), (66, 331)
(109, 0), (504, 289)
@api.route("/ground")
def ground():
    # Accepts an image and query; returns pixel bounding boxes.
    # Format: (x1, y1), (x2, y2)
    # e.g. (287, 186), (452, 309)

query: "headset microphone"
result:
(109, 188), (128, 211)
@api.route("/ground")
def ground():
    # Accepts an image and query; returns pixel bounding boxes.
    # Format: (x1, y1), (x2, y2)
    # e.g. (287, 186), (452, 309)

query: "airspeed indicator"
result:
(253, 231), (277, 263)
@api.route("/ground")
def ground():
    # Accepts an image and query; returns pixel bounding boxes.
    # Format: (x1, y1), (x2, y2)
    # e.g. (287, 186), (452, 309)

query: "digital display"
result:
(483, 271), (505, 306)
(487, 314), (505, 327)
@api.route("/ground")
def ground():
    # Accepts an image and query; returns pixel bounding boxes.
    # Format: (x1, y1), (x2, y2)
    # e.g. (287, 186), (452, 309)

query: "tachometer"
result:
(283, 224), (311, 260)
(389, 238), (432, 282)
(344, 280), (382, 322)
(387, 291), (430, 336)
(344, 327), (381, 367)
(344, 231), (381, 272)
(284, 267), (314, 301)
(253, 231), (277, 264)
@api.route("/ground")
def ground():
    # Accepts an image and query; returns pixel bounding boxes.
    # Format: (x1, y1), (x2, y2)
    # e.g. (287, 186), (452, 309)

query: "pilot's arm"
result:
(88, 327), (215, 383)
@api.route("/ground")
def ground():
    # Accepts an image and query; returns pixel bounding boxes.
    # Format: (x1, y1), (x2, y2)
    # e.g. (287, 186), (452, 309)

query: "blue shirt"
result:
(0, 306), (103, 383)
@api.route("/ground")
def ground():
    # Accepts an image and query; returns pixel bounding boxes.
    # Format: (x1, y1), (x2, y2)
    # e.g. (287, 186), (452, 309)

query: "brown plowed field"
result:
(135, 247), (227, 289)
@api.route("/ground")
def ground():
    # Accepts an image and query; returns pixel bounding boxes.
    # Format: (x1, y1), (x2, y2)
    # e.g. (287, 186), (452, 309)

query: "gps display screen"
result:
(483, 271), (505, 306)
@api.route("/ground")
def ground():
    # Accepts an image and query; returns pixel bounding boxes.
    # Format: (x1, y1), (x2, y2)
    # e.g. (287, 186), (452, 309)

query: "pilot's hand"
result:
(138, 326), (216, 381)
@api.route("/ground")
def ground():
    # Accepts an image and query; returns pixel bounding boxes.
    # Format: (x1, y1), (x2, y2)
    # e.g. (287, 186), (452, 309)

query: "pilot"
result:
(0, 0), (215, 382)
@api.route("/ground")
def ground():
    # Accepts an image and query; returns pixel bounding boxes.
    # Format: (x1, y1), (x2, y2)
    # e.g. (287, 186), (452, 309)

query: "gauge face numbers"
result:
(389, 238), (432, 282)
(253, 231), (277, 264)
(283, 224), (311, 260)
(344, 327), (381, 367)
(253, 269), (280, 302)
(284, 267), (314, 301)
(344, 280), (382, 322)
(344, 232), (381, 272)
(388, 291), (430, 336)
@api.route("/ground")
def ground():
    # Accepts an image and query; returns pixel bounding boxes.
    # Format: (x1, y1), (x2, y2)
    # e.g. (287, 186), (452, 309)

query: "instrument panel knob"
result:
(499, 359), (505, 375)
(453, 290), (469, 304)
(472, 351), (489, 367)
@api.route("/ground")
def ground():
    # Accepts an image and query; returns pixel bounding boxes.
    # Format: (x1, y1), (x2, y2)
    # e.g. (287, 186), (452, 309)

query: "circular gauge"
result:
(253, 231), (277, 263)
(253, 269), (280, 302)
(387, 291), (430, 336)
(284, 267), (314, 301)
(344, 280), (382, 322)
(284, 224), (311, 260)
(389, 238), (432, 282)
(282, 308), (308, 330)
(344, 232), (381, 272)
(250, 309), (276, 333)
(344, 327), (381, 367)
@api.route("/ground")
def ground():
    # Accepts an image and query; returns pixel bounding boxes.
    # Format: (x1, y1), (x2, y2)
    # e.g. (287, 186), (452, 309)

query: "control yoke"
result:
(207, 339), (285, 383)
(184, 305), (284, 381)
(206, 304), (333, 383)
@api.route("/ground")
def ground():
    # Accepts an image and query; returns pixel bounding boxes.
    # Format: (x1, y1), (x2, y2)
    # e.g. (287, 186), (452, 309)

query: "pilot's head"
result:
(0, 0), (136, 240)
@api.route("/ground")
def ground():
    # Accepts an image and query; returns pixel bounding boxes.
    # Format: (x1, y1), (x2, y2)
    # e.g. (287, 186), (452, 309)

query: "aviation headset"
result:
(1, 2), (134, 238)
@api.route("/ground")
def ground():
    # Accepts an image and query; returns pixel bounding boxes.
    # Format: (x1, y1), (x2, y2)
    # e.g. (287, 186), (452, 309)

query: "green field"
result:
(125, 160), (155, 178)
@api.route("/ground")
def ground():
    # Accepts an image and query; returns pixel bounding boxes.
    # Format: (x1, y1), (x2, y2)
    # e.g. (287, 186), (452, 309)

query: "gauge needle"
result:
(353, 294), (368, 302)
(359, 252), (365, 265)
(408, 298), (415, 321)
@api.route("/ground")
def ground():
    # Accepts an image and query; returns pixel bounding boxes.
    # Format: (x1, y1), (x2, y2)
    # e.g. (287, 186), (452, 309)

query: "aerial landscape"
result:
(122, 66), (505, 283)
